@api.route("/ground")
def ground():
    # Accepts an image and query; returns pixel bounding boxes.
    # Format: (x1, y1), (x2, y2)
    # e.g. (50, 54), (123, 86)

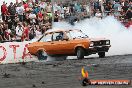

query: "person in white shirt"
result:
(16, 5), (24, 22)
(35, 26), (42, 39)
(15, 23), (23, 40)
(46, 3), (52, 13)
(39, 2), (47, 9)
(29, 12), (36, 24)
(95, 9), (102, 20)
(5, 29), (12, 41)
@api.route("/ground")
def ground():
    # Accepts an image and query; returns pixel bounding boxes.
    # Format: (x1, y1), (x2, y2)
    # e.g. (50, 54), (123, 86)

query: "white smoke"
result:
(53, 16), (132, 56)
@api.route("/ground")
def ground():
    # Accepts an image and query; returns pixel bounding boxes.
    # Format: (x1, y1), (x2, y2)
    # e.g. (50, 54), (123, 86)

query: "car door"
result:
(49, 31), (63, 55)
(39, 33), (54, 54)
(51, 31), (75, 55)
(56, 31), (88, 55)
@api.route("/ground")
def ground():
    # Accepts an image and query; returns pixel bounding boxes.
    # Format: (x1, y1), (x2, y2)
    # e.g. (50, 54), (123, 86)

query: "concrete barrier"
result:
(0, 40), (68, 64)
(0, 41), (37, 64)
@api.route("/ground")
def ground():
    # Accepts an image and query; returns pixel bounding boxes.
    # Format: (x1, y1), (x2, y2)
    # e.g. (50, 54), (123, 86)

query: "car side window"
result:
(40, 33), (52, 42)
(52, 32), (64, 41)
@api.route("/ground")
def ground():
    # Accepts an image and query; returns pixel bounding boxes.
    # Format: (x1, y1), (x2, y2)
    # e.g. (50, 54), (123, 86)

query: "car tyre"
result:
(76, 47), (85, 59)
(98, 52), (105, 58)
(37, 50), (47, 60)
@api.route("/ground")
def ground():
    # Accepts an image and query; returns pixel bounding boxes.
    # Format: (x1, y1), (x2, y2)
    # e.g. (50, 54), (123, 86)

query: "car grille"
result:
(93, 40), (108, 46)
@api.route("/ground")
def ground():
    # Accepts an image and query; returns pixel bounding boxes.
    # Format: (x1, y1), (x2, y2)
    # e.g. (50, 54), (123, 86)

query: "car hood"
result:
(88, 38), (109, 41)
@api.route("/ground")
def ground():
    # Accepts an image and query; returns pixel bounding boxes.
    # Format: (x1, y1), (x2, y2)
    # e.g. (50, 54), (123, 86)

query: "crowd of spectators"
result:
(53, 0), (132, 27)
(53, 0), (90, 23)
(0, 0), (131, 42)
(0, 0), (52, 42)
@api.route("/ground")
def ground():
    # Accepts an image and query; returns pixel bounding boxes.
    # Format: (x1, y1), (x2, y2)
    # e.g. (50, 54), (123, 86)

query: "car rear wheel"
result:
(37, 50), (48, 60)
(76, 48), (85, 59)
(98, 52), (105, 58)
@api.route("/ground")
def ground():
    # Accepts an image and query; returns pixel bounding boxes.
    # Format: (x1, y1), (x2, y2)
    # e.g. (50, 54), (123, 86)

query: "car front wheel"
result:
(76, 48), (85, 59)
(37, 50), (48, 60)
(98, 52), (105, 58)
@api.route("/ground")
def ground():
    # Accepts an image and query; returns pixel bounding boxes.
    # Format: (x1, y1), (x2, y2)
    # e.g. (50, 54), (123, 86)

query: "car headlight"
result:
(106, 40), (110, 45)
(90, 42), (94, 46)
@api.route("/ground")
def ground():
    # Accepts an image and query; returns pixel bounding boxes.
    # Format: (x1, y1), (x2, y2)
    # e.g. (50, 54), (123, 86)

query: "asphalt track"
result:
(0, 54), (132, 88)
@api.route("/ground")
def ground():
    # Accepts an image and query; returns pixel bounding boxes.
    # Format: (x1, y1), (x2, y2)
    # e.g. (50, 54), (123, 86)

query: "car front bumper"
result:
(87, 45), (111, 54)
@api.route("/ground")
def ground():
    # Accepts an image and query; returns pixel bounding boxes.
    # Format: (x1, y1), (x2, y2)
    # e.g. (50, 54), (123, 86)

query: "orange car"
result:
(27, 29), (111, 60)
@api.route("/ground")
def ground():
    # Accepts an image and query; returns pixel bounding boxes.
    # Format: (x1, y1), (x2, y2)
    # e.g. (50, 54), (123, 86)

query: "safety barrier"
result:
(0, 41), (37, 64)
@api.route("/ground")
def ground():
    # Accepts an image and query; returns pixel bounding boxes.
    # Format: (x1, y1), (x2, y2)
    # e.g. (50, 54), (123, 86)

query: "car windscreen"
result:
(39, 33), (52, 42)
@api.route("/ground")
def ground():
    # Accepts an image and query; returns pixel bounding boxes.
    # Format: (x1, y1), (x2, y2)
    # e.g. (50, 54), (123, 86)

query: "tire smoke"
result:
(53, 16), (132, 56)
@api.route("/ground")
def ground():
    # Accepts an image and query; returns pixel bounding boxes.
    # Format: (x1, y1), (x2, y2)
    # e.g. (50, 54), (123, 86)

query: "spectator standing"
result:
(33, 5), (40, 14)
(29, 11), (37, 25)
(35, 25), (42, 38)
(46, 2), (52, 13)
(39, 1), (47, 9)
(15, 23), (23, 40)
(22, 23), (29, 41)
(122, 0), (129, 12)
(23, 2), (29, 11)
(125, 8), (132, 19)
(54, 11), (59, 22)
(4, 24), (11, 41)
(94, 0), (101, 11)
(75, 2), (81, 12)
(29, 25), (36, 40)
(1, 2), (8, 22)
(0, 24), (4, 41)
(16, 4), (25, 22)
(8, 2), (16, 22)
(38, 10), (43, 24)
(95, 9), (102, 19)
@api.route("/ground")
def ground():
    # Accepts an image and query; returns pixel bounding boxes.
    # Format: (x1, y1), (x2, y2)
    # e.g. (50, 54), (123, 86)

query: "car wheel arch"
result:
(36, 48), (46, 54)
(36, 48), (48, 60)
(75, 46), (86, 54)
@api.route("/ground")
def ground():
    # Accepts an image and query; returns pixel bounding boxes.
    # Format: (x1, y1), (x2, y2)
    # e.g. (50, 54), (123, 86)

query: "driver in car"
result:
(56, 32), (64, 41)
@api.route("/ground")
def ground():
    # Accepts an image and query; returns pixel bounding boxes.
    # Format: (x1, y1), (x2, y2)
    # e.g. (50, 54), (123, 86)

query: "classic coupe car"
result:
(27, 29), (111, 60)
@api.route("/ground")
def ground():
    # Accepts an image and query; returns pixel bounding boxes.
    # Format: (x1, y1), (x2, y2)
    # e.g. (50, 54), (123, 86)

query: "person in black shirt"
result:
(0, 25), (4, 42)
(54, 11), (59, 22)
(8, 2), (16, 23)
(125, 8), (132, 19)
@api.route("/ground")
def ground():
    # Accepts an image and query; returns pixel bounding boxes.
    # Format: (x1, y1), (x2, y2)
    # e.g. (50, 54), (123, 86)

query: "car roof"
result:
(45, 29), (80, 34)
